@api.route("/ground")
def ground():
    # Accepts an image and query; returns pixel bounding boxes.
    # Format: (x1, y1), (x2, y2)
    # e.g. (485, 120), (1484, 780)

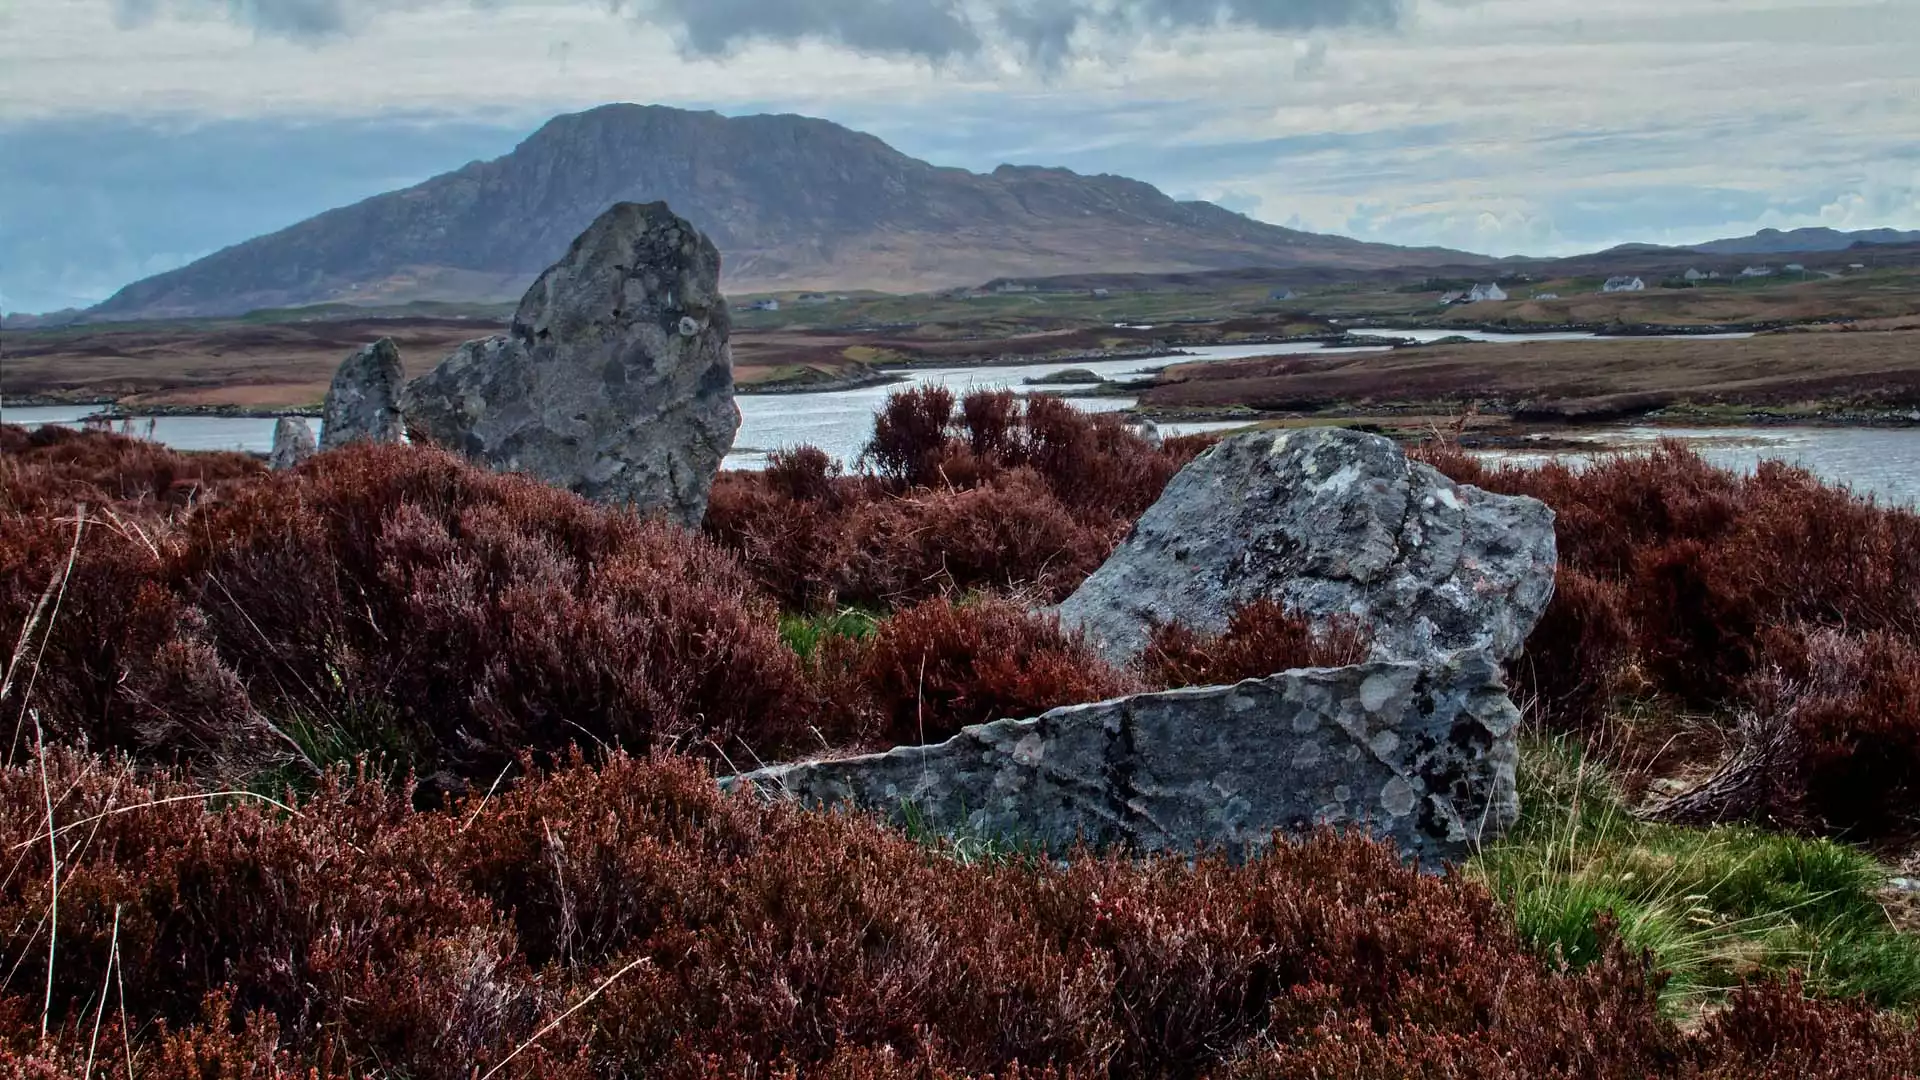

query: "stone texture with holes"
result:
(321, 338), (407, 450)
(1057, 426), (1557, 667)
(724, 648), (1520, 870)
(268, 417), (317, 470)
(402, 201), (739, 527)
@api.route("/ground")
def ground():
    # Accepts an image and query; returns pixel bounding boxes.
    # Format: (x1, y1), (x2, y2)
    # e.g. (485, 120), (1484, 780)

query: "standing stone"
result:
(321, 338), (407, 450)
(1059, 427), (1556, 666)
(268, 417), (317, 470)
(725, 649), (1521, 870)
(401, 201), (739, 528)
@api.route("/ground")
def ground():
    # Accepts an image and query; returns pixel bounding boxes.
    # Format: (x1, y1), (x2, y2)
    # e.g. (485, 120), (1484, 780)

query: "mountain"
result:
(1687, 226), (1920, 255)
(92, 104), (1489, 320)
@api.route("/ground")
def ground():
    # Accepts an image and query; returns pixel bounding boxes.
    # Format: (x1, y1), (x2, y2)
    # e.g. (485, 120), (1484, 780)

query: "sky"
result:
(1, 0), (1917, 312)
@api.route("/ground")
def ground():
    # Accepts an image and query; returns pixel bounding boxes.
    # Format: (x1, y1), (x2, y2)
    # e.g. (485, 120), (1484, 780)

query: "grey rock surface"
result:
(402, 201), (739, 528)
(726, 650), (1520, 870)
(268, 417), (317, 471)
(320, 338), (407, 450)
(1058, 427), (1556, 666)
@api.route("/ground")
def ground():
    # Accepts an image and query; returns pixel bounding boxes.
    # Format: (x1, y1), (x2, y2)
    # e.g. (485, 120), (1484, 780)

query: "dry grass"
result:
(1143, 330), (1920, 416)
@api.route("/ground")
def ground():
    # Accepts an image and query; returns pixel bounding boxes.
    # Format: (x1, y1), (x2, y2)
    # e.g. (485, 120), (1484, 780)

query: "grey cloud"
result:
(115, 0), (1409, 62)
(656, 0), (1412, 63)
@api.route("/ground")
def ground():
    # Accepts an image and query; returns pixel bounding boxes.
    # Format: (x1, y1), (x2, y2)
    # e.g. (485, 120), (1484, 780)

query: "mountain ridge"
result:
(1685, 226), (1920, 255)
(91, 103), (1490, 320)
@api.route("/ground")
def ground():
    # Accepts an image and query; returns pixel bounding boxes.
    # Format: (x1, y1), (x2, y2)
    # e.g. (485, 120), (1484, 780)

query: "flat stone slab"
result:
(725, 649), (1520, 870)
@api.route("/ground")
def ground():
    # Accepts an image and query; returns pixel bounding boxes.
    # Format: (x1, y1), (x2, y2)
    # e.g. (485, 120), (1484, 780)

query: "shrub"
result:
(856, 595), (1139, 745)
(1140, 599), (1370, 687)
(2, 748), (1909, 1078)
(1416, 439), (1920, 834)
(0, 437), (828, 788)
(707, 391), (1217, 613)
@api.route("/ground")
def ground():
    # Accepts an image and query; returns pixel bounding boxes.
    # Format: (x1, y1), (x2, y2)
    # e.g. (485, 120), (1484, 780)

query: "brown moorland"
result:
(4, 398), (1920, 1071)
(1141, 330), (1920, 419)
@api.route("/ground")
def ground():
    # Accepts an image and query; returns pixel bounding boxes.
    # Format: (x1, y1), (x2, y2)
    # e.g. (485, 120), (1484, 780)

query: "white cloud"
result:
(0, 0), (1915, 292)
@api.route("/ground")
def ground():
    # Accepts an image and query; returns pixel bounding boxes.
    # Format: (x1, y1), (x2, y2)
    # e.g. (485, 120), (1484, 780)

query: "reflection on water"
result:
(10, 340), (1917, 511)
(733, 341), (1385, 467)
(2, 407), (319, 454)
(1346, 327), (1757, 343)
(1482, 426), (1920, 508)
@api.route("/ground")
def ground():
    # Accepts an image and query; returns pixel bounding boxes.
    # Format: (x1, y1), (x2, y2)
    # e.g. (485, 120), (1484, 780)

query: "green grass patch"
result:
(779, 607), (882, 658)
(1470, 739), (1920, 1012)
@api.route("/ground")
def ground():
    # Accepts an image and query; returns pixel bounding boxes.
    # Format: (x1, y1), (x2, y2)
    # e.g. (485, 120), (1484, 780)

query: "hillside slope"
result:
(93, 104), (1486, 319)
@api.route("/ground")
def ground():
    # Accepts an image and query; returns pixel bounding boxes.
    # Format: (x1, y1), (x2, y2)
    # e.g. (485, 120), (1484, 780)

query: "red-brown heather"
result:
(5, 403), (1920, 1072)
(1412, 440), (1920, 834)
(1, 750), (1915, 1078)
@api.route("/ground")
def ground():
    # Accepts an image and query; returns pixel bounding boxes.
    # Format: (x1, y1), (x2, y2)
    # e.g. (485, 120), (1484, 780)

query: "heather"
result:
(1414, 440), (1920, 835)
(704, 388), (1214, 611)
(1, 748), (1915, 1079)
(5, 413), (1920, 1071)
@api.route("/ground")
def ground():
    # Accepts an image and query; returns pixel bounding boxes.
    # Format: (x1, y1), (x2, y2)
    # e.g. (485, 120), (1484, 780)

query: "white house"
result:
(1438, 290), (1465, 306)
(1466, 282), (1508, 302)
(1533, 292), (1561, 300)
(1683, 268), (1706, 282)
(1602, 276), (1646, 293)
(1741, 266), (1775, 278)
(1784, 263), (1806, 274)
(746, 298), (781, 312)
(1269, 288), (1297, 301)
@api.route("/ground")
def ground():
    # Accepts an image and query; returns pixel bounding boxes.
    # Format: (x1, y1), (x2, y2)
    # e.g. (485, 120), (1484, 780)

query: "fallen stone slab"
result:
(1058, 426), (1556, 666)
(402, 201), (739, 529)
(724, 649), (1520, 870)
(321, 338), (407, 450)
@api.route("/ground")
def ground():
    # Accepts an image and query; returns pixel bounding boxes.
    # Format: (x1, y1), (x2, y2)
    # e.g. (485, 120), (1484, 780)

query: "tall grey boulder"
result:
(726, 649), (1521, 870)
(268, 417), (317, 471)
(321, 338), (407, 450)
(401, 201), (739, 528)
(1058, 427), (1557, 667)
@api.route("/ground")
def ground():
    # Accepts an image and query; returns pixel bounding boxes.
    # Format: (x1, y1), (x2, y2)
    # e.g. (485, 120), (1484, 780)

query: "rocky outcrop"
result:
(1058, 427), (1556, 666)
(726, 649), (1520, 870)
(402, 201), (739, 529)
(321, 338), (406, 450)
(268, 417), (317, 470)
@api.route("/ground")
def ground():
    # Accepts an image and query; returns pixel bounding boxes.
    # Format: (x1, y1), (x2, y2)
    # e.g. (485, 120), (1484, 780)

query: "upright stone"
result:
(268, 417), (317, 470)
(726, 649), (1522, 870)
(321, 338), (407, 450)
(1058, 427), (1556, 666)
(402, 201), (739, 528)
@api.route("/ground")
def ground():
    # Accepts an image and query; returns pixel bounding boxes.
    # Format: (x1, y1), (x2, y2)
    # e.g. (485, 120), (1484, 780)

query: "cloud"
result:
(109, 0), (1411, 62)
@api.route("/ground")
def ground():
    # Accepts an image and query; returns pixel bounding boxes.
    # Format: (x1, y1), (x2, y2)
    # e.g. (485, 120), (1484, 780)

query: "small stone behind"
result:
(321, 338), (407, 450)
(268, 417), (317, 470)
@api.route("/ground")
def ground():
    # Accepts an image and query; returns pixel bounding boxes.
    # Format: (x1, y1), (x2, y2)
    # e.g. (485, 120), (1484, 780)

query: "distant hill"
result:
(1687, 226), (1920, 255)
(91, 104), (1489, 320)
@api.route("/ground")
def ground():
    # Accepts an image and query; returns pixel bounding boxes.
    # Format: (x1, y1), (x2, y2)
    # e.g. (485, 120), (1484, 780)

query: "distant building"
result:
(1438, 290), (1466, 306)
(1850, 263), (1868, 270)
(1466, 282), (1508, 302)
(1740, 266), (1775, 278)
(1268, 288), (1297, 301)
(746, 298), (781, 312)
(1683, 268), (1706, 282)
(796, 292), (830, 303)
(994, 282), (1038, 294)
(1532, 292), (1561, 300)
(1091, 288), (1112, 298)
(1784, 263), (1806, 273)
(1602, 276), (1646, 293)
